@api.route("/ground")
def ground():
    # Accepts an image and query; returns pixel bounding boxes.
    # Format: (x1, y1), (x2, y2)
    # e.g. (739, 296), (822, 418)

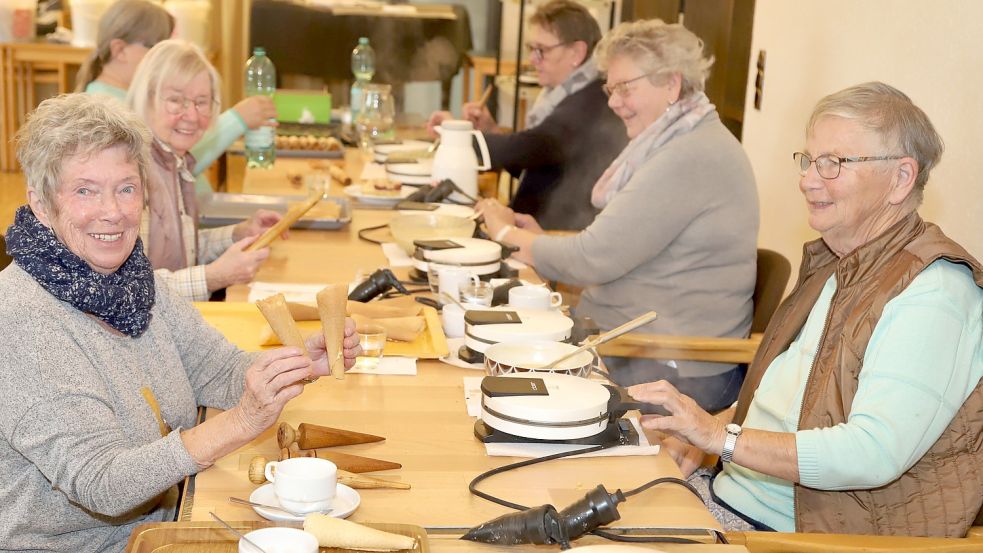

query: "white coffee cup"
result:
(239, 527), (319, 553)
(441, 303), (465, 338)
(437, 266), (478, 302)
(509, 285), (562, 310)
(264, 457), (337, 513)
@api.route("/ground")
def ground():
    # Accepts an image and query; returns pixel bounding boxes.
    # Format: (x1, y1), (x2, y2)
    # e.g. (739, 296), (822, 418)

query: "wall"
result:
(742, 0), (983, 286)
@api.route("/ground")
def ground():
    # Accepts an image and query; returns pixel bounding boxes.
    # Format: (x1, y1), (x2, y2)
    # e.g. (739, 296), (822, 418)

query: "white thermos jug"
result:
(431, 120), (491, 202)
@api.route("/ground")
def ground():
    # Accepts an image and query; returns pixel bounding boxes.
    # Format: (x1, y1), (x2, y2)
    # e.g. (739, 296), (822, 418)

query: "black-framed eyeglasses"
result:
(162, 95), (214, 117)
(793, 151), (903, 179)
(525, 41), (569, 61)
(602, 73), (654, 98)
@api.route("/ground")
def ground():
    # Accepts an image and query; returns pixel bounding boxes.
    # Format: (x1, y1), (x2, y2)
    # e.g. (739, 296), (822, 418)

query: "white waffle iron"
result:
(463, 307), (574, 356)
(480, 373), (613, 441)
(412, 237), (506, 278)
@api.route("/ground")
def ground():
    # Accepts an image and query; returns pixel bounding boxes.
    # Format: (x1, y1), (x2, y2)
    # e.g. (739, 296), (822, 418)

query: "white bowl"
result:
(239, 527), (318, 553)
(484, 340), (595, 378)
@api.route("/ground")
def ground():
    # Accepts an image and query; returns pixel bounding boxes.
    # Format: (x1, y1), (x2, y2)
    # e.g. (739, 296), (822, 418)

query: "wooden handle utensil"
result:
(245, 191), (322, 251)
(317, 284), (349, 380)
(278, 422), (384, 450)
(328, 164), (351, 186)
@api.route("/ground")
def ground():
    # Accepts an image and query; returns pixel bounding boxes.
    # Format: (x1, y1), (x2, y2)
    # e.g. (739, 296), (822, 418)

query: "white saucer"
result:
(249, 482), (360, 521)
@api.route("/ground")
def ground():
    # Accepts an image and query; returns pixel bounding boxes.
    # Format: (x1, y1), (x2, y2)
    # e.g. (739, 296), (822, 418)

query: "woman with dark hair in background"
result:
(429, 0), (625, 230)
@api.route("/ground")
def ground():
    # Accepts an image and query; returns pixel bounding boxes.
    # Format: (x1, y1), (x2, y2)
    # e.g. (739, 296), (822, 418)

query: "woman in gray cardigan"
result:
(0, 93), (360, 553)
(480, 19), (759, 411)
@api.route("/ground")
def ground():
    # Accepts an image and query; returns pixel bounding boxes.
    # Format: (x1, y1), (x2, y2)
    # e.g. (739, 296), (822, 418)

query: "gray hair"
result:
(808, 82), (944, 202)
(594, 19), (713, 97)
(74, 0), (175, 92)
(15, 94), (152, 214)
(126, 39), (221, 128)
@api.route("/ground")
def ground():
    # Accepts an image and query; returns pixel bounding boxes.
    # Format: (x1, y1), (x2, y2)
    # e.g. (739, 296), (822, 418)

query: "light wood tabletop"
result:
(186, 154), (730, 546)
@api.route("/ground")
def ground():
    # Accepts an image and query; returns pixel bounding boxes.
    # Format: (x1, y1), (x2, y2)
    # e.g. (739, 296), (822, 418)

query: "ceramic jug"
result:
(431, 120), (491, 202)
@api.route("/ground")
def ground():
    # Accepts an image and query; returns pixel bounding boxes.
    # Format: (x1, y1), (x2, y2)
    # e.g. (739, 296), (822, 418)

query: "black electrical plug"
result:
(460, 485), (626, 549)
(348, 268), (409, 301)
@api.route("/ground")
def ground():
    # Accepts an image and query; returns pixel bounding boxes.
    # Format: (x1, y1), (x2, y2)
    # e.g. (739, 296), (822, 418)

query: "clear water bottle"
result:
(244, 47), (276, 169)
(350, 37), (375, 120)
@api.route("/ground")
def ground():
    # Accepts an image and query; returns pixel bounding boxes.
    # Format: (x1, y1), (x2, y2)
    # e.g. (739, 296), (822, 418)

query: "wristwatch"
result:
(721, 423), (742, 463)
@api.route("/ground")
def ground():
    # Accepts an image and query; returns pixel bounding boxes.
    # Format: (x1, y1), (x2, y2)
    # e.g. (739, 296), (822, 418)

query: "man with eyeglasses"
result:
(428, 0), (625, 231)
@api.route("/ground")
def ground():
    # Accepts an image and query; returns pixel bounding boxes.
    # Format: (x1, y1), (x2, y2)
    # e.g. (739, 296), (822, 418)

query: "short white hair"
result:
(16, 94), (152, 214)
(126, 39), (222, 129)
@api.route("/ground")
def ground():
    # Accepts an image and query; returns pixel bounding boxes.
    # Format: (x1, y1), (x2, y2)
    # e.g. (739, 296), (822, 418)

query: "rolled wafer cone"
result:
(328, 164), (352, 185)
(304, 513), (416, 551)
(286, 301), (320, 321)
(245, 191), (322, 251)
(317, 284), (349, 380)
(350, 313), (424, 342)
(256, 294), (309, 354)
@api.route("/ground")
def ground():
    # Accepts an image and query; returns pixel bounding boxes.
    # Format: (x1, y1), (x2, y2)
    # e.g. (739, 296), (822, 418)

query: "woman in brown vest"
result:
(628, 82), (982, 537)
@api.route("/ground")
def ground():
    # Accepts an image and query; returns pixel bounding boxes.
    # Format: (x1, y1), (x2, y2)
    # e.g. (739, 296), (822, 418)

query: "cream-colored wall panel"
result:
(743, 0), (983, 284)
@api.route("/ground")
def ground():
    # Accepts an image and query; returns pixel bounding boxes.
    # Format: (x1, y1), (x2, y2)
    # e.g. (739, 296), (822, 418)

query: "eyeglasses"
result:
(525, 41), (569, 61)
(162, 95), (214, 117)
(793, 151), (903, 179)
(602, 73), (653, 98)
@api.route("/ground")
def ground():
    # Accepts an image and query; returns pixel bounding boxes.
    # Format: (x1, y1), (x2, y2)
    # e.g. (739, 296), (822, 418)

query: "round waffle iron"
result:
(460, 308), (573, 364)
(410, 237), (517, 282)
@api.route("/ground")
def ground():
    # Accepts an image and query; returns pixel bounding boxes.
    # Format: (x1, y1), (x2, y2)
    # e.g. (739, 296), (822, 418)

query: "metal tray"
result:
(198, 193), (351, 230)
(125, 521), (428, 553)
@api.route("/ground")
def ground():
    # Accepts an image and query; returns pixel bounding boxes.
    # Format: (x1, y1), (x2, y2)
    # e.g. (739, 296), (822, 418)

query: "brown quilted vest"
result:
(733, 212), (983, 537)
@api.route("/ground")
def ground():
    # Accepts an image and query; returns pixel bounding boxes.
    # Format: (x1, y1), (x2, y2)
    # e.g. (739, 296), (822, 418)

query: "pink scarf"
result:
(591, 92), (715, 209)
(146, 139), (199, 271)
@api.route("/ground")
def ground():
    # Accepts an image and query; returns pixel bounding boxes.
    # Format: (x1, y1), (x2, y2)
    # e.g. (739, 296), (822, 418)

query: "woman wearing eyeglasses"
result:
(77, 0), (277, 197)
(127, 40), (282, 300)
(428, 0), (625, 230)
(626, 82), (983, 536)
(479, 19), (759, 411)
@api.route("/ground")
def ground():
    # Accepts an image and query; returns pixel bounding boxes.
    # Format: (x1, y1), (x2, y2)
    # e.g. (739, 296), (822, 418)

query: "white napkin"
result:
(441, 338), (484, 371)
(463, 375), (485, 416)
(484, 418), (660, 458)
(381, 242), (415, 268)
(348, 356), (417, 375)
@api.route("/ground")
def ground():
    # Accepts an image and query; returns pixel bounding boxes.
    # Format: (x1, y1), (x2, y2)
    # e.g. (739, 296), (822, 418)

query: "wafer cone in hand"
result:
(256, 294), (309, 354)
(317, 284), (349, 380)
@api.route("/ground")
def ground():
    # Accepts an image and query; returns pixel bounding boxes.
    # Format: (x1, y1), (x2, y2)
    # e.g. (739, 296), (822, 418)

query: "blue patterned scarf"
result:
(5, 205), (155, 337)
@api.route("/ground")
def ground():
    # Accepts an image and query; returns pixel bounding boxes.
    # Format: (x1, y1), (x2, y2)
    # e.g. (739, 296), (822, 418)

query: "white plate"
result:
(249, 482), (360, 522)
(373, 139), (433, 162)
(343, 184), (414, 205)
(398, 204), (475, 218)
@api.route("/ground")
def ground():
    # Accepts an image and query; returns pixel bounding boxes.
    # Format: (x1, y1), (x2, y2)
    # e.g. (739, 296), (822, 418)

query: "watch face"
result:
(726, 423), (741, 435)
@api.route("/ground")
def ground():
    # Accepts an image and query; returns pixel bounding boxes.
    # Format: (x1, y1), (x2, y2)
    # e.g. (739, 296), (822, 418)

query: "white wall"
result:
(743, 0), (983, 285)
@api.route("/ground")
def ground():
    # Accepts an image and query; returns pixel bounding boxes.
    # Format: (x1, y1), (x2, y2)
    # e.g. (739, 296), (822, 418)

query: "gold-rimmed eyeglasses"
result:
(793, 151), (903, 179)
(525, 41), (569, 61)
(602, 73), (654, 98)
(162, 95), (214, 117)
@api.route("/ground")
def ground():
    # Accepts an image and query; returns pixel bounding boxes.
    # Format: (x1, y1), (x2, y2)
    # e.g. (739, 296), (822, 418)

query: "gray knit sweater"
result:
(0, 264), (250, 552)
(532, 112), (759, 379)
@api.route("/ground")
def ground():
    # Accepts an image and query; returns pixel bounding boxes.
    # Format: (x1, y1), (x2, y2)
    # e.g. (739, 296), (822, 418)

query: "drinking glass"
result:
(355, 324), (387, 370)
(460, 281), (494, 307)
(355, 84), (395, 155)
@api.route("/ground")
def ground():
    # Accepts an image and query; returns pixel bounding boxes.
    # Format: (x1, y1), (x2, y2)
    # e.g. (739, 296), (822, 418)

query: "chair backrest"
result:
(751, 248), (791, 334)
(0, 235), (11, 271)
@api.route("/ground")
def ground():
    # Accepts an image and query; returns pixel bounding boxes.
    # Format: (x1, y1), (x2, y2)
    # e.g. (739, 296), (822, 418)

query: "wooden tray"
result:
(195, 302), (449, 359)
(125, 521), (428, 553)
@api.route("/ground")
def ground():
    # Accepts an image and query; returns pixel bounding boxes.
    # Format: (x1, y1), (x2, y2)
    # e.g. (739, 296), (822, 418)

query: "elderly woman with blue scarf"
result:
(0, 93), (360, 553)
(429, 0), (625, 231)
(479, 19), (760, 411)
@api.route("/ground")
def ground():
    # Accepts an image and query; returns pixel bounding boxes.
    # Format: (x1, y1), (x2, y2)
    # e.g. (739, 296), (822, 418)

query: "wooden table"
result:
(0, 41), (92, 172)
(185, 155), (727, 545)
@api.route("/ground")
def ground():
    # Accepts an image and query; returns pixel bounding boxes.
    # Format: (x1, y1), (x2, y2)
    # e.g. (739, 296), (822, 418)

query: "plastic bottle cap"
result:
(253, 47), (265, 55)
(358, 37), (369, 45)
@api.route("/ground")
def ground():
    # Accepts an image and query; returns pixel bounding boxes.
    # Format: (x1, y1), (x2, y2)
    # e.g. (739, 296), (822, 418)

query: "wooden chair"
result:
(0, 235), (11, 271)
(598, 248), (791, 364)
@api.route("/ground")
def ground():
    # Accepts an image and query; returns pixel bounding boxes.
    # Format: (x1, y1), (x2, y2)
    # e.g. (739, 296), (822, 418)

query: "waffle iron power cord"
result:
(462, 443), (726, 549)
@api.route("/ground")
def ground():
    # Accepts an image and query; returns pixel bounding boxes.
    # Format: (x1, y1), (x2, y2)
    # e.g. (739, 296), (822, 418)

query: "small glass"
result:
(355, 324), (387, 370)
(460, 281), (494, 307)
(355, 84), (395, 155)
(304, 171), (329, 198)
